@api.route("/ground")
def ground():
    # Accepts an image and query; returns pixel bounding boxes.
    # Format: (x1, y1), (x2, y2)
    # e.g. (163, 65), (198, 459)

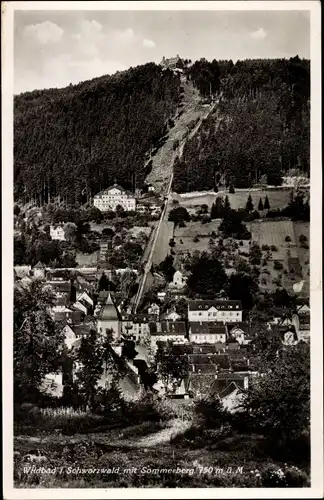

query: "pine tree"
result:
(258, 197), (264, 211)
(246, 194), (254, 212)
(224, 195), (231, 213)
(264, 195), (270, 210)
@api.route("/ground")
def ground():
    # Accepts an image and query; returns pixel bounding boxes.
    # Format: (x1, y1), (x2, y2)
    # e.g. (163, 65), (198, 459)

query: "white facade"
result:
(151, 334), (186, 349)
(188, 301), (242, 324)
(50, 225), (66, 241)
(164, 310), (181, 322)
(189, 332), (227, 344)
(94, 185), (136, 212)
(172, 270), (186, 289)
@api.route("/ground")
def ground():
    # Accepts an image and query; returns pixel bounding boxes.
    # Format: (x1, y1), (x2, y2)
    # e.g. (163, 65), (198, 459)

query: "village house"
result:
(149, 321), (187, 348)
(188, 299), (243, 323)
(171, 270), (187, 289)
(120, 313), (156, 343)
(50, 225), (66, 241)
(227, 322), (251, 344)
(147, 302), (160, 319)
(162, 308), (182, 322)
(189, 322), (227, 344)
(93, 183), (136, 212)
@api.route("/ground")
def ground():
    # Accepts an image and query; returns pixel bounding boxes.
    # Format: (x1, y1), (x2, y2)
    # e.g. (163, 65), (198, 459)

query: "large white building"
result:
(94, 184), (136, 212)
(188, 300), (243, 324)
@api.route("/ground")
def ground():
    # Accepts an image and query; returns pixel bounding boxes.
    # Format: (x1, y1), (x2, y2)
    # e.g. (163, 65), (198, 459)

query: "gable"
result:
(108, 188), (122, 195)
(208, 306), (217, 313)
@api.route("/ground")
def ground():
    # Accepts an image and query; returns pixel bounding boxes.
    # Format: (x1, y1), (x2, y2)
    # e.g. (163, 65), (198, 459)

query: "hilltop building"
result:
(160, 54), (181, 70)
(94, 184), (136, 212)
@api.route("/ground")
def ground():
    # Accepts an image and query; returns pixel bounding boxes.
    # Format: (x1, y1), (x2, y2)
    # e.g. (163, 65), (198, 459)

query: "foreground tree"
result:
(14, 280), (64, 402)
(155, 341), (189, 393)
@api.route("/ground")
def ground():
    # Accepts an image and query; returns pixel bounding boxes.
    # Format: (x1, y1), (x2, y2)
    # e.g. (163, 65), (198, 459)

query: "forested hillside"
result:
(174, 56), (310, 191)
(14, 63), (180, 206)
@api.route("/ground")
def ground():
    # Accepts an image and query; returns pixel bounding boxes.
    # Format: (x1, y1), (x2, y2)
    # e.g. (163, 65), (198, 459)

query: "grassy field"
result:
(170, 217), (309, 297)
(14, 422), (309, 488)
(177, 188), (293, 211)
(248, 220), (309, 295)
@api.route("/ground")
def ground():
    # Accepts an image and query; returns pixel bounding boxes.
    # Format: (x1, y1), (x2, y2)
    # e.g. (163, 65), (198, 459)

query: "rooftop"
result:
(188, 300), (242, 311)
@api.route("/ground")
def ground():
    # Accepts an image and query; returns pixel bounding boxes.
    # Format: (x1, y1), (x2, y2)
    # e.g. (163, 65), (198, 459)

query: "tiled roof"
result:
(190, 322), (227, 335)
(150, 321), (186, 336)
(188, 300), (242, 311)
(94, 184), (134, 198)
(47, 281), (71, 293)
(121, 313), (156, 323)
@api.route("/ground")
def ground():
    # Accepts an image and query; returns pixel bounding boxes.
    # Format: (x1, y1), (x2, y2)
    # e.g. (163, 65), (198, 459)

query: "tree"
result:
(246, 194), (254, 212)
(14, 204), (21, 216)
(63, 222), (78, 243)
(14, 280), (64, 402)
(258, 198), (264, 211)
(121, 339), (138, 360)
(210, 197), (224, 219)
(227, 272), (259, 310)
(102, 227), (115, 238)
(187, 251), (227, 296)
(229, 185), (235, 194)
(240, 342), (310, 448)
(73, 329), (107, 410)
(219, 209), (250, 239)
(168, 206), (190, 226)
(158, 255), (176, 282)
(264, 196), (270, 210)
(155, 341), (189, 393)
(195, 394), (230, 429)
(224, 195), (231, 213)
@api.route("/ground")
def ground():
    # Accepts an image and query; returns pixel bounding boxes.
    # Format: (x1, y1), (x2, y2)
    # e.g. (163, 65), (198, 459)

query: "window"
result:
(213, 312), (217, 316)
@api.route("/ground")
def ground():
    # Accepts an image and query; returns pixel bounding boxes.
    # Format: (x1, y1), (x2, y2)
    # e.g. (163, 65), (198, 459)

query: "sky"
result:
(14, 9), (310, 94)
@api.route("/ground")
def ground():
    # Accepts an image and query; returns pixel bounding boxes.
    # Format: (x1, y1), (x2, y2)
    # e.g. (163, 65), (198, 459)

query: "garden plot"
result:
(177, 188), (292, 211)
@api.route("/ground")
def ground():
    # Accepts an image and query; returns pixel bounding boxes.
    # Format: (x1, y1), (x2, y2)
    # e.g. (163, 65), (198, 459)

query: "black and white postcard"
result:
(2, 1), (323, 498)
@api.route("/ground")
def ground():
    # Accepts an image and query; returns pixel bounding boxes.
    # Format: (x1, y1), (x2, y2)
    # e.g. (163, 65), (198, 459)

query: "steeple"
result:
(99, 291), (120, 321)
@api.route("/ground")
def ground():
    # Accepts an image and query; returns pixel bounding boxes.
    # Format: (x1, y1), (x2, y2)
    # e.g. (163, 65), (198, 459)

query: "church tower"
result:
(97, 292), (121, 341)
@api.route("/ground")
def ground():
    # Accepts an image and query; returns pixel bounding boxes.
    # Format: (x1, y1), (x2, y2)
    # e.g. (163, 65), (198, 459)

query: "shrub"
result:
(193, 236), (199, 243)
(270, 245), (278, 252)
(299, 234), (308, 244)
(273, 261), (283, 270)
(239, 241), (243, 246)
(261, 244), (270, 251)
(285, 236), (292, 242)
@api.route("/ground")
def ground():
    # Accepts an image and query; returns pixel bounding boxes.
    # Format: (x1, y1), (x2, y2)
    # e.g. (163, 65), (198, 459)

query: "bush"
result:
(299, 234), (308, 244)
(273, 260), (283, 270)
(261, 244), (270, 251)
(195, 395), (229, 429)
(285, 236), (292, 242)
(193, 236), (199, 243)
(270, 245), (278, 252)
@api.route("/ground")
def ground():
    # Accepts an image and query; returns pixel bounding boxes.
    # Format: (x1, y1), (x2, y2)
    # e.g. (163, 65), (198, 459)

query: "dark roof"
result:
(95, 184), (134, 198)
(34, 261), (46, 269)
(228, 342), (240, 351)
(73, 324), (92, 337)
(55, 296), (69, 306)
(190, 322), (227, 335)
(188, 300), (242, 311)
(150, 321), (186, 336)
(121, 313), (156, 323)
(218, 381), (241, 399)
(98, 292), (120, 321)
(231, 360), (249, 372)
(47, 281), (71, 293)
(192, 344), (226, 354)
(227, 322), (250, 333)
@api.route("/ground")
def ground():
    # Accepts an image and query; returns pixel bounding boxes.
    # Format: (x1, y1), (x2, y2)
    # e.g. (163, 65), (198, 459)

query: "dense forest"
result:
(174, 56), (310, 191)
(14, 63), (180, 205)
